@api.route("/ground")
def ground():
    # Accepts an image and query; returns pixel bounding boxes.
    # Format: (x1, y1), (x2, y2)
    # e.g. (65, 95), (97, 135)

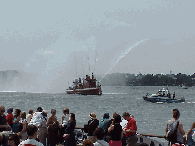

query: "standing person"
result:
(0, 106), (10, 132)
(123, 112), (137, 146)
(165, 109), (185, 145)
(19, 112), (28, 141)
(186, 122), (195, 146)
(99, 113), (110, 134)
(37, 110), (47, 146)
(12, 109), (21, 133)
(87, 113), (99, 143)
(18, 125), (44, 146)
(94, 127), (109, 146)
(59, 108), (69, 144)
(120, 116), (128, 146)
(64, 113), (76, 146)
(108, 114), (123, 146)
(46, 109), (60, 146)
(173, 92), (175, 99)
(26, 109), (33, 124)
(6, 108), (13, 128)
(29, 107), (43, 126)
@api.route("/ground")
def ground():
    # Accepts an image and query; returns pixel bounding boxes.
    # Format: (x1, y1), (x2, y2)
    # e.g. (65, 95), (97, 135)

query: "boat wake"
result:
(103, 93), (128, 95)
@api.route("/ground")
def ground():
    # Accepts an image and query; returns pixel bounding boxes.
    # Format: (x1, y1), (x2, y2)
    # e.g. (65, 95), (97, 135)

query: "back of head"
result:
(82, 139), (94, 146)
(29, 109), (33, 114)
(103, 113), (109, 119)
(63, 108), (69, 114)
(8, 134), (21, 146)
(93, 128), (105, 140)
(26, 125), (38, 137)
(21, 112), (26, 119)
(70, 113), (75, 121)
(37, 107), (43, 112)
(123, 112), (130, 117)
(15, 109), (21, 117)
(173, 109), (180, 119)
(113, 114), (121, 124)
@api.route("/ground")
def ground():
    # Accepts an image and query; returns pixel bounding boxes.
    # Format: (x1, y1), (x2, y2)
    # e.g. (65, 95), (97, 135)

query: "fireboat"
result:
(66, 73), (102, 95)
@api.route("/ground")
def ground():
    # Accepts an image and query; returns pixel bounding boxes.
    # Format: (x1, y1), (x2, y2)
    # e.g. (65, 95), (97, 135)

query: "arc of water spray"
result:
(99, 39), (149, 82)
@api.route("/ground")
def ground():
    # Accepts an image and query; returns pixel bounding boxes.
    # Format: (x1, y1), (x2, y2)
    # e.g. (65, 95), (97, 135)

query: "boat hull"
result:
(143, 96), (185, 103)
(66, 88), (102, 95)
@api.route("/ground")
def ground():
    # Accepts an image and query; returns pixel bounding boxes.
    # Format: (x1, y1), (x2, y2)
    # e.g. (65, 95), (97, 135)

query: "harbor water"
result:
(1, 86), (195, 145)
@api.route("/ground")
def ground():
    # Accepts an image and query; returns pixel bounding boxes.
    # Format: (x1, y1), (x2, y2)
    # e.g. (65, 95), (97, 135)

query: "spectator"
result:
(0, 106), (10, 132)
(165, 109), (185, 145)
(99, 113), (110, 136)
(93, 127), (109, 146)
(108, 114), (123, 146)
(120, 116), (128, 146)
(26, 109), (33, 124)
(7, 133), (21, 146)
(47, 109), (60, 146)
(59, 108), (69, 144)
(64, 113), (76, 146)
(37, 110), (47, 146)
(123, 112), (138, 146)
(19, 112), (28, 140)
(18, 125), (44, 146)
(186, 122), (195, 146)
(6, 108), (13, 128)
(87, 113), (99, 143)
(12, 109), (21, 133)
(29, 107), (43, 126)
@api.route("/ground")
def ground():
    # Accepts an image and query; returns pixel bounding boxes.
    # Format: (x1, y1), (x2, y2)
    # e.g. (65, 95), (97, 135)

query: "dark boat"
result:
(143, 87), (185, 103)
(66, 73), (102, 95)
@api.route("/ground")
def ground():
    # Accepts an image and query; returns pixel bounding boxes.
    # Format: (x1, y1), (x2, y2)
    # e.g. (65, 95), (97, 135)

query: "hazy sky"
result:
(0, 1), (195, 92)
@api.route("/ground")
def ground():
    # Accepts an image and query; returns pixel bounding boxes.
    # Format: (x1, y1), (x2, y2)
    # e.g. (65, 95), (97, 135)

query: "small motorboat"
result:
(143, 87), (185, 103)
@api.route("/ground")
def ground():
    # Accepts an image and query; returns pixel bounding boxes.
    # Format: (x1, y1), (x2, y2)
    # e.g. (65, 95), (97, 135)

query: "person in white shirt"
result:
(18, 124), (44, 146)
(93, 128), (109, 146)
(26, 109), (33, 124)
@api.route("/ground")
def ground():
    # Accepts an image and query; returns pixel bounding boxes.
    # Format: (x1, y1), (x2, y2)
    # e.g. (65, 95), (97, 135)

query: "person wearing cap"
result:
(165, 109), (185, 145)
(6, 108), (13, 128)
(122, 112), (137, 146)
(87, 113), (99, 143)
(99, 113), (110, 141)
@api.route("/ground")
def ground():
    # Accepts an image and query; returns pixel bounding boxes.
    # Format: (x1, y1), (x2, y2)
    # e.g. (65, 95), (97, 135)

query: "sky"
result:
(0, 0), (195, 92)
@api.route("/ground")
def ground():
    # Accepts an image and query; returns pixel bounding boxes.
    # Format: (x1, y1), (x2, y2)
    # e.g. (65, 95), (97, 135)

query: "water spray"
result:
(99, 39), (149, 82)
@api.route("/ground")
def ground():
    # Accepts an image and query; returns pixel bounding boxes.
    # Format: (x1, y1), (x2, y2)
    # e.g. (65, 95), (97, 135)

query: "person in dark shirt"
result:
(64, 113), (76, 146)
(108, 114), (123, 146)
(0, 106), (10, 132)
(87, 113), (99, 143)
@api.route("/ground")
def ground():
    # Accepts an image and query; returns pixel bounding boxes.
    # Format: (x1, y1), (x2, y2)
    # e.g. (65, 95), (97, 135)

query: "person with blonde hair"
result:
(165, 109), (185, 145)
(186, 122), (195, 146)
(82, 139), (94, 146)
